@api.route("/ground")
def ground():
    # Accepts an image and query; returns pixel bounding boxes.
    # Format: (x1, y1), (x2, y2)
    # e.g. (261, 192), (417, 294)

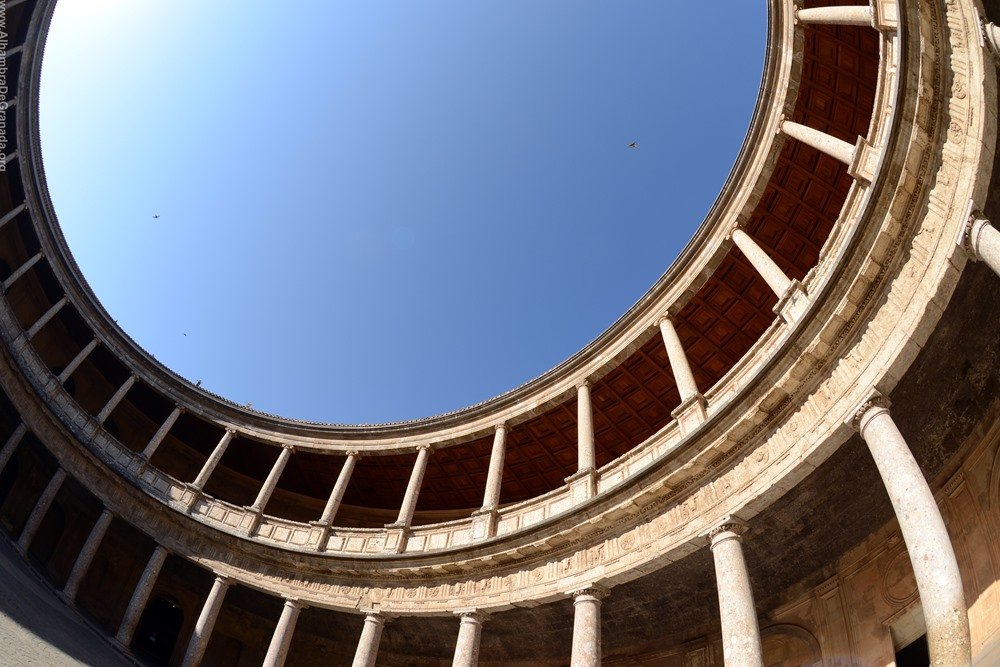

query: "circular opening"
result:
(40, 1), (765, 423)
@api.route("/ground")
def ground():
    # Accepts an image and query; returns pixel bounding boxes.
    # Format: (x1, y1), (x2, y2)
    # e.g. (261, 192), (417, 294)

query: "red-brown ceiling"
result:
(139, 18), (880, 518)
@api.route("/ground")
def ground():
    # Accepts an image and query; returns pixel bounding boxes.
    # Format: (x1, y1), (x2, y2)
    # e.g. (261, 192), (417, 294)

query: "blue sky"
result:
(40, 1), (765, 423)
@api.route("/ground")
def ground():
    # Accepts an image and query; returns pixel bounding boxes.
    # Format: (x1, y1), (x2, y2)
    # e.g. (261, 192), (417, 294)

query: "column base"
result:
(873, 0), (898, 31)
(565, 467), (597, 503)
(772, 279), (809, 325)
(382, 525), (409, 553)
(847, 136), (877, 182)
(470, 508), (499, 540)
(308, 520), (332, 551)
(243, 507), (264, 535)
(671, 393), (707, 436)
(181, 483), (203, 511)
(129, 454), (148, 477)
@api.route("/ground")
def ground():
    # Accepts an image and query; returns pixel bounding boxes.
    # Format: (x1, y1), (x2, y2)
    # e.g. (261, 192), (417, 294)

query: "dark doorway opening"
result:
(895, 633), (929, 667)
(133, 596), (184, 665)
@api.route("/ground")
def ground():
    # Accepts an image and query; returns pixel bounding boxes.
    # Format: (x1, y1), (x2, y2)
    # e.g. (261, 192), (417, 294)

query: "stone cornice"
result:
(0, 0), (990, 617)
(14, 0), (800, 455)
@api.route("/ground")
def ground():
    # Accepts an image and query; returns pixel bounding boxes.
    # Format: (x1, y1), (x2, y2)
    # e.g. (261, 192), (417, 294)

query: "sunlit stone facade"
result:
(0, 0), (998, 664)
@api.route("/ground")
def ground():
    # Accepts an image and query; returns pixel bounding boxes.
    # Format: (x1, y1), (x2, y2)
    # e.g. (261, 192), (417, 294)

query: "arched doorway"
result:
(133, 595), (184, 665)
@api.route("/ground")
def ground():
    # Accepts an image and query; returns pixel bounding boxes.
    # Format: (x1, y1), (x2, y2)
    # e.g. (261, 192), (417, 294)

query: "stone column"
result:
(2, 251), (42, 291)
(780, 120), (856, 165)
(186, 429), (236, 505)
(17, 468), (67, 551)
(964, 215), (1000, 278)
(318, 451), (358, 526)
(565, 382), (598, 501)
(181, 575), (230, 667)
(352, 611), (386, 667)
(0, 423), (27, 475)
(249, 445), (293, 515)
(796, 6), (873, 26)
(481, 424), (507, 511)
(657, 316), (699, 401)
(576, 381), (596, 472)
(707, 518), (763, 667)
(452, 611), (486, 667)
(658, 316), (708, 434)
(0, 202), (25, 232)
(570, 587), (606, 667)
(141, 405), (183, 460)
(730, 226), (811, 323)
(566, 380), (597, 503)
(730, 228), (791, 298)
(26, 296), (67, 339)
(390, 445), (431, 528)
(851, 393), (971, 666)
(96, 375), (137, 425)
(472, 425), (508, 539)
(262, 599), (304, 667)
(58, 338), (99, 385)
(116, 545), (168, 646)
(63, 509), (113, 601)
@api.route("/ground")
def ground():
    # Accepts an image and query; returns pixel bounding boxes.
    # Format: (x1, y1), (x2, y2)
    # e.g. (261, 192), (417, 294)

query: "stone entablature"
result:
(19, 0), (809, 455)
(0, 0), (993, 629)
(1, 0), (904, 563)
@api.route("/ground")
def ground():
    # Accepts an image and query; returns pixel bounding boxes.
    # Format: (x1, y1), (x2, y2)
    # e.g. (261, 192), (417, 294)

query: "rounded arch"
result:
(760, 623), (822, 667)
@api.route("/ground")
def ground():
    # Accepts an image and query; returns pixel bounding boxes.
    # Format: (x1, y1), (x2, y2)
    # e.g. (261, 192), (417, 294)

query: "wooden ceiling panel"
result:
(212, 17), (880, 516)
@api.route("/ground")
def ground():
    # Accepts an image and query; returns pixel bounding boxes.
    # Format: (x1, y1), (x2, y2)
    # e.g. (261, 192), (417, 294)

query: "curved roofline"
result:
(23, 1), (784, 444)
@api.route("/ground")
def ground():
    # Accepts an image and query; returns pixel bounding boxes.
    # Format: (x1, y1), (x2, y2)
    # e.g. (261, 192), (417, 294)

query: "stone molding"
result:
(14, 0), (803, 455)
(848, 391), (892, 433)
(705, 517), (749, 547)
(0, 0), (990, 617)
(568, 585), (609, 602)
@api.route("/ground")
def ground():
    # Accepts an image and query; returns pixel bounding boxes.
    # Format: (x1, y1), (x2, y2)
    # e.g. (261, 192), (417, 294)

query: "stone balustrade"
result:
(0, 0), (995, 664)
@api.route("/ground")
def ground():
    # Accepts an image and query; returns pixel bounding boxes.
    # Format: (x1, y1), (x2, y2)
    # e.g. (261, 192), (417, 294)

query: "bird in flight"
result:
(152, 214), (160, 219)
(627, 142), (637, 149)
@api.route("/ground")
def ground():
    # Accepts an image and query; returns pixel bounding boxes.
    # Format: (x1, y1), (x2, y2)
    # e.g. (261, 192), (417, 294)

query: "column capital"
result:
(726, 220), (745, 240)
(568, 584), (609, 601)
(575, 379), (591, 391)
(345, 450), (361, 458)
(173, 403), (186, 413)
(982, 19), (1000, 58)
(494, 422), (508, 434)
(415, 443), (433, 453)
(454, 609), (488, 623)
(211, 573), (231, 585)
(847, 390), (891, 432)
(959, 207), (989, 260)
(704, 516), (748, 547)
(280, 444), (295, 453)
(283, 598), (306, 611)
(224, 427), (237, 435)
(361, 609), (393, 623)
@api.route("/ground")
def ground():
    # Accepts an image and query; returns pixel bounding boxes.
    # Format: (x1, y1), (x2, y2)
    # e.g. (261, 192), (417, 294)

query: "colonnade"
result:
(0, 2), (987, 664)
(0, 382), (972, 666)
(0, 0), (937, 550)
(18, 153), (1000, 564)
